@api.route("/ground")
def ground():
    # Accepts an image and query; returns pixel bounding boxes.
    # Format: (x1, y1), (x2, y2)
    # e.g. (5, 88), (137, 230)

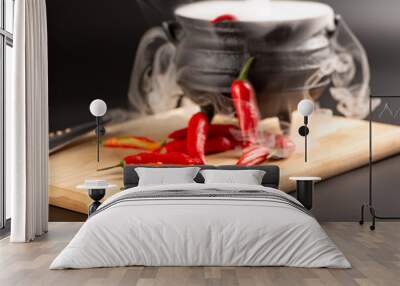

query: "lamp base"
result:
(88, 188), (106, 216)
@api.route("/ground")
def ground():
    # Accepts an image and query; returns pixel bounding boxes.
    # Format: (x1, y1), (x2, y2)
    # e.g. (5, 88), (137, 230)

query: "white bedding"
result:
(50, 183), (350, 269)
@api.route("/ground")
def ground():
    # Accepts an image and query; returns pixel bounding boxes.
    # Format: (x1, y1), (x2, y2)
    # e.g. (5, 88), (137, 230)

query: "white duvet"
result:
(50, 183), (350, 269)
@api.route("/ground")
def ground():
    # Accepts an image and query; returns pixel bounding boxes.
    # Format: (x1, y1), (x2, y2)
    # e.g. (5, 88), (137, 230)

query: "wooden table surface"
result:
(49, 106), (400, 214)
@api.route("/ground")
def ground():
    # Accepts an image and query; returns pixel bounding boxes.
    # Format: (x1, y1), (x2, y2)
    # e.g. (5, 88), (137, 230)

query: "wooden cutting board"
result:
(49, 106), (400, 214)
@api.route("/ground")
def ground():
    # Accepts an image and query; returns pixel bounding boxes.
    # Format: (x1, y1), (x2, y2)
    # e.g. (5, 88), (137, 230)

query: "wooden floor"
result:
(1, 222), (399, 286)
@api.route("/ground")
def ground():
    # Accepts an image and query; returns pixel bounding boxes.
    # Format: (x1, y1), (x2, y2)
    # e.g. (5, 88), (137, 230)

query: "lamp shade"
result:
(297, 99), (314, 116)
(89, 99), (107, 117)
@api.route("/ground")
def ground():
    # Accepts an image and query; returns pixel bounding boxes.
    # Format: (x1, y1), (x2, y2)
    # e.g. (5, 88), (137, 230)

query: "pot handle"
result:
(162, 21), (184, 45)
(326, 14), (341, 39)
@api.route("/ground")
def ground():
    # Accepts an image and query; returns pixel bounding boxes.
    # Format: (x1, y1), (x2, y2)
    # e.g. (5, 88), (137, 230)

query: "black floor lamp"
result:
(359, 94), (400, 230)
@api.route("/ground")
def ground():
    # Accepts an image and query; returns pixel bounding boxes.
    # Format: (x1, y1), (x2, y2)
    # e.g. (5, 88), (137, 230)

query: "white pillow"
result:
(136, 167), (201, 186)
(200, 169), (266, 185)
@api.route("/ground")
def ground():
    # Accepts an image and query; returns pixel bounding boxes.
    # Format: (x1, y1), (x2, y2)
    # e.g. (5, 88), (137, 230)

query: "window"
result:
(0, 0), (13, 230)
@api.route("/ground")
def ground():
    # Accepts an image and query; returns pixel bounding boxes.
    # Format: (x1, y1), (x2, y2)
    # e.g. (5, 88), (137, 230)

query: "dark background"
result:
(46, 0), (400, 131)
(46, 0), (186, 131)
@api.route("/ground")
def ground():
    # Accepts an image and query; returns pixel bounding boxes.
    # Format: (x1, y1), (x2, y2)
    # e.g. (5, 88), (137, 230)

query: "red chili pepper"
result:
(211, 14), (237, 24)
(236, 145), (270, 166)
(163, 140), (186, 153)
(231, 57), (260, 147)
(168, 124), (240, 142)
(103, 135), (163, 151)
(97, 152), (199, 171)
(186, 112), (209, 164)
(164, 136), (234, 155)
(205, 136), (234, 154)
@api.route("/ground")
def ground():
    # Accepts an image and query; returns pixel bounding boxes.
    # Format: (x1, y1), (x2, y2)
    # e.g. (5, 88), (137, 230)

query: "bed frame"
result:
(123, 165), (280, 189)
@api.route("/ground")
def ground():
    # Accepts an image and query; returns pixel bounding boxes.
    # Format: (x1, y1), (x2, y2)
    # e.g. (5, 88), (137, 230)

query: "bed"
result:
(50, 165), (350, 269)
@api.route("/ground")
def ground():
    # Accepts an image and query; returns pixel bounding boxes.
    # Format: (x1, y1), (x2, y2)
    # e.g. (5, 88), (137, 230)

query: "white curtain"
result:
(8, 0), (49, 242)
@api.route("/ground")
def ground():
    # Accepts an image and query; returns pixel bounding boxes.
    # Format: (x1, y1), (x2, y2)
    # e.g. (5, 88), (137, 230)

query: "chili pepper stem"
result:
(159, 139), (167, 148)
(97, 160), (124, 171)
(238, 57), (255, 81)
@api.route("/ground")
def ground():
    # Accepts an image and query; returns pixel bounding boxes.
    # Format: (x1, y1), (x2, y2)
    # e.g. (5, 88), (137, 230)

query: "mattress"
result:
(50, 183), (350, 269)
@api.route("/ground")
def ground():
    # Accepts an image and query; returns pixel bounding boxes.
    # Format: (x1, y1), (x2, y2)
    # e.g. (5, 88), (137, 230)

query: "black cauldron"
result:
(131, 1), (337, 124)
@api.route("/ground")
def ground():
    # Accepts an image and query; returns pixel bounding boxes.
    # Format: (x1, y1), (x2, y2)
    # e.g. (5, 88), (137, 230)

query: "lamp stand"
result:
(298, 116), (309, 163)
(94, 116), (106, 163)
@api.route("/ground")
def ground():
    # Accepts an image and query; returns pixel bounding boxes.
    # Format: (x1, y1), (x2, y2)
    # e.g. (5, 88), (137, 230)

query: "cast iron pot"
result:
(133, 1), (337, 124)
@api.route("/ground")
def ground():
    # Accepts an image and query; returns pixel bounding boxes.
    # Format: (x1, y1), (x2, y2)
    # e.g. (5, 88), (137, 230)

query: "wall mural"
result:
(47, 0), (400, 217)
